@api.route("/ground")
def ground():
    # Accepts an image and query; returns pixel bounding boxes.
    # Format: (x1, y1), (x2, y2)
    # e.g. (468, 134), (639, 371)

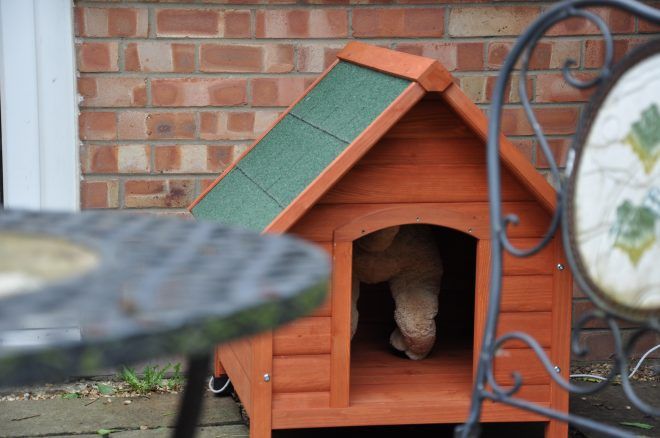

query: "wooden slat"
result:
(548, 237), (572, 438)
(497, 312), (552, 348)
(219, 344), (251, 416)
(503, 239), (555, 275)
(189, 59), (340, 212)
(272, 317), (331, 356)
(272, 398), (547, 429)
(337, 41), (453, 92)
(213, 345), (225, 377)
(473, 239), (491, 379)
(441, 82), (556, 212)
(333, 203), (490, 241)
(383, 99), (475, 140)
(265, 82), (426, 234)
(228, 338), (251, 379)
(289, 202), (550, 243)
(272, 392), (330, 411)
(330, 241), (351, 407)
(501, 275), (553, 312)
(360, 137), (485, 166)
(272, 355), (331, 393)
(321, 164), (533, 204)
(493, 348), (552, 385)
(249, 332), (273, 438)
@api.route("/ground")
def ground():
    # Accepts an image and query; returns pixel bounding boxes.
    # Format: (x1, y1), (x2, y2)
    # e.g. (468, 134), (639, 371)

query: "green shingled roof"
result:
(191, 61), (411, 230)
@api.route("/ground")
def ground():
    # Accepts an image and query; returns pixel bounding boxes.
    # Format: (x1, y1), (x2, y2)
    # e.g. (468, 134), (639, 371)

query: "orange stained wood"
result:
(321, 163), (534, 205)
(493, 348), (552, 385)
(270, 333), (551, 429)
(290, 202), (551, 243)
(547, 236), (573, 438)
(503, 239), (556, 275)
(272, 392), (330, 411)
(440, 82), (557, 212)
(272, 317), (331, 356)
(218, 344), (251, 415)
(359, 137), (485, 165)
(383, 98), (476, 140)
(500, 275), (553, 312)
(337, 41), (453, 92)
(272, 355), (331, 393)
(213, 345), (225, 377)
(229, 338), (252, 376)
(473, 239), (491, 379)
(249, 332), (273, 438)
(329, 241), (352, 408)
(272, 397), (548, 430)
(497, 312), (552, 348)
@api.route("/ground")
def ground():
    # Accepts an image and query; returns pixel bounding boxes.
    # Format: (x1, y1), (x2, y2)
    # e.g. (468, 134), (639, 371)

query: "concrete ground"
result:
(1, 383), (658, 437)
(0, 393), (247, 438)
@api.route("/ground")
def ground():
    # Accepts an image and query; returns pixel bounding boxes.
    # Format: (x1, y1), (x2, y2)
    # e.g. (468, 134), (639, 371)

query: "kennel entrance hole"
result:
(350, 225), (477, 405)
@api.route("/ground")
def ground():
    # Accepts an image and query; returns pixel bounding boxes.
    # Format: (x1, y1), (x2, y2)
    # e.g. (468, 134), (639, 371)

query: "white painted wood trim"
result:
(0, 0), (79, 211)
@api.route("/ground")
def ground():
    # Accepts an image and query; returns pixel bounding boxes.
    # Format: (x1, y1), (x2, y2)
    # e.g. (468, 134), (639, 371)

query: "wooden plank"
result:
(360, 137), (485, 166)
(228, 338), (252, 379)
(333, 203), (490, 241)
(249, 332), (273, 438)
(503, 239), (555, 275)
(265, 82), (426, 234)
(289, 202), (550, 243)
(473, 239), (491, 379)
(440, 82), (556, 213)
(272, 392), (330, 411)
(219, 344), (251, 416)
(493, 348), (552, 385)
(501, 275), (553, 312)
(321, 164), (533, 205)
(272, 355), (331, 393)
(548, 237), (572, 438)
(189, 59), (340, 212)
(273, 317), (331, 356)
(330, 241), (351, 407)
(213, 345), (225, 377)
(383, 99), (476, 140)
(497, 312), (552, 348)
(337, 41), (453, 92)
(271, 388), (548, 429)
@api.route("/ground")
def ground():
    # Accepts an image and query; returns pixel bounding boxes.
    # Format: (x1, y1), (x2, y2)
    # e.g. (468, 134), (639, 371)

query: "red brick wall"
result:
(74, 0), (659, 361)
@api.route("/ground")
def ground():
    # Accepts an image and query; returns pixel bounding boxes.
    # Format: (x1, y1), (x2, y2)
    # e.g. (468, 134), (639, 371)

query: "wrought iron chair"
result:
(456, 1), (660, 437)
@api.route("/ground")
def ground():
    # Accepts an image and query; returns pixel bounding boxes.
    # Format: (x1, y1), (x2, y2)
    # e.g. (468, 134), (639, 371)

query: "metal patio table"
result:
(0, 209), (329, 437)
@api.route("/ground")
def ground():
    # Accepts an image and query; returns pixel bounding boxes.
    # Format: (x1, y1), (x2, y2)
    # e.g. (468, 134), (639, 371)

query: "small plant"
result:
(167, 363), (184, 391)
(118, 363), (183, 394)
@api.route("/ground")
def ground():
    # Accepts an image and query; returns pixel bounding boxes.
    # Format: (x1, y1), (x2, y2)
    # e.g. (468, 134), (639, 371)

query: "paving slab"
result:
(570, 381), (660, 438)
(0, 393), (245, 438)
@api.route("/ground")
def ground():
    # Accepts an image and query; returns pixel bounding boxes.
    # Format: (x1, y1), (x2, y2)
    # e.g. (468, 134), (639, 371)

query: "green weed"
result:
(118, 363), (183, 394)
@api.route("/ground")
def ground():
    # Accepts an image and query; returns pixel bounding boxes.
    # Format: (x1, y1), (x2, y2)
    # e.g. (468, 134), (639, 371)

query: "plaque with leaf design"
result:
(567, 39), (660, 320)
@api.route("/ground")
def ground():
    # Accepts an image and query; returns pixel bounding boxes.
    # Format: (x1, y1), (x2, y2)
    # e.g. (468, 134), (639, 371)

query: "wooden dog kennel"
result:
(189, 42), (573, 438)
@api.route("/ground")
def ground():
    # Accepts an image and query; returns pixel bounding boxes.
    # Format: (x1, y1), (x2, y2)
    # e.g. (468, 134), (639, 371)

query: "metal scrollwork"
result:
(457, 1), (660, 437)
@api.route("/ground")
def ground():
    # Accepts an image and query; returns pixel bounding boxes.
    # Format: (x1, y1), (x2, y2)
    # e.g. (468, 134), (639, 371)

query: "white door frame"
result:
(0, 0), (79, 211)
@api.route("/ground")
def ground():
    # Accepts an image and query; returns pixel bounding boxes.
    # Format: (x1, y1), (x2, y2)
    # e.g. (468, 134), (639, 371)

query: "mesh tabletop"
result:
(0, 210), (329, 386)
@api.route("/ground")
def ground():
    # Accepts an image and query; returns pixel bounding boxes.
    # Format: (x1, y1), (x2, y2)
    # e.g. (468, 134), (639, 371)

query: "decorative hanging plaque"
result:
(568, 39), (660, 319)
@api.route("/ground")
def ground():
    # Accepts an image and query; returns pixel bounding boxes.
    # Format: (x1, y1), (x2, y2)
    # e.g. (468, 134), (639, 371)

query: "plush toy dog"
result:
(352, 225), (443, 360)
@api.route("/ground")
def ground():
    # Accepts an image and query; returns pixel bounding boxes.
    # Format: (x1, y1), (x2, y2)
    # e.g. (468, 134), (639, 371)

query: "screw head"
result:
(263, 373), (270, 382)
(415, 217), (420, 222)
(554, 366), (561, 373)
(557, 263), (565, 271)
